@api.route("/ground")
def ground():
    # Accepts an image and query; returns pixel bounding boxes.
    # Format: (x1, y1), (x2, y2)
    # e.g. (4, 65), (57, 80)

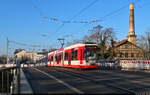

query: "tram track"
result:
(44, 67), (150, 84)
(36, 67), (137, 94)
(53, 67), (150, 93)
(25, 66), (150, 94)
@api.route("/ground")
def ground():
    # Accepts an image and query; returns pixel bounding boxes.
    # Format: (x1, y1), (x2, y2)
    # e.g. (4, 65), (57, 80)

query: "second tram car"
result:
(48, 43), (99, 69)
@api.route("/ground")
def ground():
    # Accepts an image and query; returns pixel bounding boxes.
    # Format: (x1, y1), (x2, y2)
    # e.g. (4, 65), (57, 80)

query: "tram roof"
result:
(64, 43), (97, 50)
(48, 43), (97, 55)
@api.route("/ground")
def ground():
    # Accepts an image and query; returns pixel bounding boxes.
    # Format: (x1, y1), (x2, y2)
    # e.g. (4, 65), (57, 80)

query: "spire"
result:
(127, 3), (136, 45)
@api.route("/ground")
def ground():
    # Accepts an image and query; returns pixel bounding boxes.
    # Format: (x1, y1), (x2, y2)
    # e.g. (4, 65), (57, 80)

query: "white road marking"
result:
(32, 67), (84, 94)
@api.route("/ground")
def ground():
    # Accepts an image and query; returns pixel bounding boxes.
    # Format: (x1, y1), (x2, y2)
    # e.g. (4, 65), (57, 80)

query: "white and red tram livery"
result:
(48, 43), (99, 69)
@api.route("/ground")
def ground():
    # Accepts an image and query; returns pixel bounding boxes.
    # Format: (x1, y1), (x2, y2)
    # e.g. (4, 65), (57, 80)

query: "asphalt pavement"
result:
(23, 67), (150, 94)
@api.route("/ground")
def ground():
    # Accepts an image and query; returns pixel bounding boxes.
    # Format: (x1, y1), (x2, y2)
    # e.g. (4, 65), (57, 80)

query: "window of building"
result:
(137, 53), (139, 57)
(125, 53), (128, 58)
(131, 53), (134, 57)
(120, 53), (123, 57)
(114, 53), (117, 57)
(125, 45), (128, 49)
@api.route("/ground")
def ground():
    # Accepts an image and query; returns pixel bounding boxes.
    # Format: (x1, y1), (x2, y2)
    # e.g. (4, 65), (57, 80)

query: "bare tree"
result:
(0, 55), (7, 64)
(83, 25), (115, 45)
(82, 25), (116, 59)
(147, 31), (150, 51)
(83, 25), (103, 43)
(137, 30), (150, 59)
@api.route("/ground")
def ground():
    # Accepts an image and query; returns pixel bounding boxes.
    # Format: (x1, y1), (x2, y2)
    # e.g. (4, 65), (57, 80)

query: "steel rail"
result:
(36, 67), (137, 94)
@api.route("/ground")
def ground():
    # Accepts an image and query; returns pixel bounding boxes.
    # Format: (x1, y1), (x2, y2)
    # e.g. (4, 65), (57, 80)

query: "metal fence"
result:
(97, 60), (121, 70)
(120, 60), (150, 70)
(98, 60), (150, 70)
(0, 66), (20, 94)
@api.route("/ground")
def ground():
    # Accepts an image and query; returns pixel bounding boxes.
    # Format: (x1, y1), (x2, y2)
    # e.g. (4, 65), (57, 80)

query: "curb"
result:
(141, 71), (150, 73)
(121, 69), (150, 73)
(20, 68), (33, 94)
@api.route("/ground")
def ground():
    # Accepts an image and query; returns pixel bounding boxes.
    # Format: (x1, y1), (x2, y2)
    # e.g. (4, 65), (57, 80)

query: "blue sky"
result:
(0, 0), (150, 56)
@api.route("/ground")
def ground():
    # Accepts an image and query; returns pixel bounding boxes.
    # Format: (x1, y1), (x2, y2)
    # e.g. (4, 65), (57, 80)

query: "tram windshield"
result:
(85, 49), (97, 57)
(84, 48), (98, 62)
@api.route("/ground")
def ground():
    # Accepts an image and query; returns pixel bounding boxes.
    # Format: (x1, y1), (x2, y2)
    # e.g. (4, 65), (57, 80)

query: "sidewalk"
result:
(20, 68), (33, 94)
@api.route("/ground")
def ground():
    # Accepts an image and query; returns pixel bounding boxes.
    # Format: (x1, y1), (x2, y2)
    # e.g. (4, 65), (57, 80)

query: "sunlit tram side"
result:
(48, 43), (99, 69)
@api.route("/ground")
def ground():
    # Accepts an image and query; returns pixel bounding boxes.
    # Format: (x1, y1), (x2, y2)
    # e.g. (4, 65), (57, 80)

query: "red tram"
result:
(48, 43), (99, 69)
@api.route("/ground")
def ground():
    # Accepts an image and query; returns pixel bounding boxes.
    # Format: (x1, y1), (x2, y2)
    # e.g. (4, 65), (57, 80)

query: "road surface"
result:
(23, 67), (150, 94)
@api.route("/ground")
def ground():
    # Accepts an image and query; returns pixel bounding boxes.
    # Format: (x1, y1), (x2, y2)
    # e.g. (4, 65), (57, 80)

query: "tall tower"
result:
(127, 3), (136, 45)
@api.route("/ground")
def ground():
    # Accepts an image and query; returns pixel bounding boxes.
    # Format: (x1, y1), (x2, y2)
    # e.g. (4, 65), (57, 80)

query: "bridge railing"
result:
(0, 66), (20, 94)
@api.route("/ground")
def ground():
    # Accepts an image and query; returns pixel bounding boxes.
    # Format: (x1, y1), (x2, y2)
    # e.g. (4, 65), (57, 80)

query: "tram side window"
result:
(59, 54), (62, 61)
(55, 56), (57, 61)
(65, 52), (68, 60)
(74, 50), (78, 60)
(71, 50), (74, 60)
(83, 50), (87, 59)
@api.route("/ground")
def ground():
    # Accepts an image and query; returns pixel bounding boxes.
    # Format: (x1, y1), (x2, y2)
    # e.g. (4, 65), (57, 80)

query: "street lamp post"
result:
(6, 37), (9, 64)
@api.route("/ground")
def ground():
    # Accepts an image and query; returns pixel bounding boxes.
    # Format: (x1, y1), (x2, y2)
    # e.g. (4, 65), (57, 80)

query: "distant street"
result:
(23, 67), (150, 94)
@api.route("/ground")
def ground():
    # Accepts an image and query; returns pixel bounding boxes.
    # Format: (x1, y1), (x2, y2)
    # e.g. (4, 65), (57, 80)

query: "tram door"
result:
(68, 51), (71, 65)
(80, 49), (83, 64)
(49, 56), (51, 66)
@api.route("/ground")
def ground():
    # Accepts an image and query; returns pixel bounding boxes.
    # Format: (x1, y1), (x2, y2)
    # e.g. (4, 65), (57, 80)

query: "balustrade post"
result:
(2, 71), (3, 93)
(7, 71), (9, 94)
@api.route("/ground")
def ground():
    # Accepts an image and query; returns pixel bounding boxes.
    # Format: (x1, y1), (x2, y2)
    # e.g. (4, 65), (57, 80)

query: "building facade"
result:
(112, 3), (145, 60)
(14, 50), (37, 63)
(113, 40), (144, 60)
